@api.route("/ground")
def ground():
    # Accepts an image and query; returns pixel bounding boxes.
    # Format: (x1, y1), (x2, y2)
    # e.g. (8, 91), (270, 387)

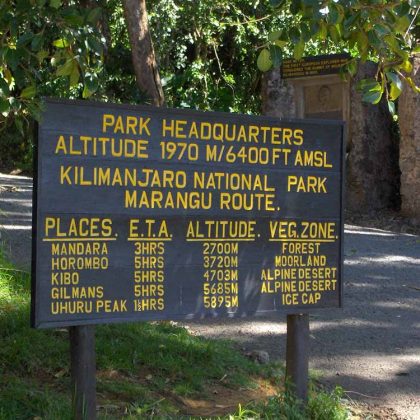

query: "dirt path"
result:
(183, 225), (420, 419)
(0, 173), (33, 268)
(1, 173), (419, 419)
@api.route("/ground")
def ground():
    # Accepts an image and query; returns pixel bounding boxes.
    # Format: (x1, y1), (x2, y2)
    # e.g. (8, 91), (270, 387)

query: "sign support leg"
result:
(69, 325), (97, 419)
(286, 313), (309, 403)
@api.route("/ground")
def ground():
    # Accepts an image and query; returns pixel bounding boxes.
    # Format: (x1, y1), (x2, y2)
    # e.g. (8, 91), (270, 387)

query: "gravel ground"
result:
(1, 173), (419, 419)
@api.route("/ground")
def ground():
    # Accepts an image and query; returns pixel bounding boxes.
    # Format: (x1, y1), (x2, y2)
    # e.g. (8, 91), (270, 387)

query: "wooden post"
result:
(69, 325), (97, 420)
(286, 313), (309, 403)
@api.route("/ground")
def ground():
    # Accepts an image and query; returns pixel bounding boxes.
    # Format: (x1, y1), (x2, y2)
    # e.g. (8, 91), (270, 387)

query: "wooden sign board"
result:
(281, 54), (351, 79)
(31, 99), (344, 328)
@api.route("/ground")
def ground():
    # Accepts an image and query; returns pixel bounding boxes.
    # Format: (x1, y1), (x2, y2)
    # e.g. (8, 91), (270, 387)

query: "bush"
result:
(0, 120), (34, 174)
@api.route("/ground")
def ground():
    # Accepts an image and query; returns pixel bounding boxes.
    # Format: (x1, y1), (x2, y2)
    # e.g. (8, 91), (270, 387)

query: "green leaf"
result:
(346, 60), (358, 77)
(86, 37), (103, 56)
(360, 49), (368, 63)
(386, 72), (402, 91)
(268, 31), (282, 42)
(357, 78), (381, 91)
(82, 84), (91, 98)
(395, 15), (410, 34)
(17, 32), (34, 47)
(385, 72), (402, 102)
(86, 7), (102, 24)
(0, 97), (10, 114)
(293, 40), (305, 60)
(399, 60), (413, 74)
(309, 21), (320, 37)
(395, 49), (409, 61)
(290, 0), (302, 15)
(383, 34), (401, 53)
(288, 27), (301, 43)
(356, 31), (368, 54)
(85, 73), (98, 95)
(343, 12), (360, 30)
(275, 39), (288, 48)
(300, 23), (311, 42)
(302, 5), (314, 19)
(0, 78), (9, 95)
(348, 32), (357, 49)
(318, 22), (328, 40)
(269, 45), (283, 68)
(358, 78), (384, 104)
(69, 65), (80, 87)
(270, 0), (286, 8)
(31, 34), (44, 51)
(387, 100), (396, 115)
(257, 49), (272, 72)
(27, 101), (43, 121)
(374, 24), (390, 37)
(36, 50), (49, 63)
(328, 25), (340, 43)
(367, 30), (381, 50)
(56, 58), (76, 76)
(14, 117), (25, 137)
(49, 0), (61, 9)
(5, 49), (21, 71)
(394, 2), (410, 17)
(53, 38), (69, 48)
(335, 4), (345, 22)
(62, 8), (84, 26)
(2, 69), (13, 86)
(82, 73), (99, 99)
(329, 4), (344, 25)
(362, 88), (383, 104)
(82, 75), (99, 98)
(20, 85), (36, 99)
(389, 83), (402, 101)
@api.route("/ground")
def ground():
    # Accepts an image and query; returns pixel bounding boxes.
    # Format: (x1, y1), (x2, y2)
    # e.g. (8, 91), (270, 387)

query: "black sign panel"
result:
(281, 54), (351, 79)
(32, 99), (344, 328)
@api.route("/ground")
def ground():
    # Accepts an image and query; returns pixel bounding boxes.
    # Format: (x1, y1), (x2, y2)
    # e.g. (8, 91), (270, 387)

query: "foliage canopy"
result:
(0, 0), (419, 169)
(259, 0), (420, 111)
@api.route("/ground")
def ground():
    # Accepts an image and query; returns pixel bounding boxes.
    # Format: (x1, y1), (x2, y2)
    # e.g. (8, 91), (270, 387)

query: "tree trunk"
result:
(122, 0), (165, 106)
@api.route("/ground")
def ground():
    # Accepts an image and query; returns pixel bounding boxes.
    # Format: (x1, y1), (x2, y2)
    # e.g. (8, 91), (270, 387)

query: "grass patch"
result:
(247, 386), (349, 420)
(0, 250), (353, 419)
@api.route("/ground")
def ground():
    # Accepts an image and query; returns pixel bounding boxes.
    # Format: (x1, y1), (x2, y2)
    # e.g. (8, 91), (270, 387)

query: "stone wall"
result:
(398, 55), (420, 221)
(346, 62), (400, 212)
(261, 69), (296, 119)
(261, 62), (401, 212)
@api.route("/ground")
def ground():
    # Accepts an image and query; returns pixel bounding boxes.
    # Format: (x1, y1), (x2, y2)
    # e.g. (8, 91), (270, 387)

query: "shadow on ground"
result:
(185, 225), (420, 418)
(1, 174), (419, 418)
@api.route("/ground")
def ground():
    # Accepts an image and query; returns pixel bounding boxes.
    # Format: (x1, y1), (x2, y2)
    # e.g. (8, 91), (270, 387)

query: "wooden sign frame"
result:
(31, 98), (345, 329)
